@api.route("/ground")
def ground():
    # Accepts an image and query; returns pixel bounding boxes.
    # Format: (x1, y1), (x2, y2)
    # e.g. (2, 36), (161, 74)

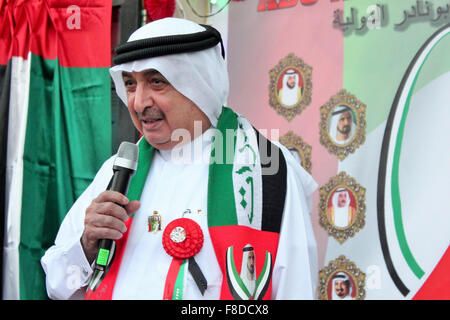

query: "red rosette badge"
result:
(162, 218), (207, 298)
(162, 218), (204, 259)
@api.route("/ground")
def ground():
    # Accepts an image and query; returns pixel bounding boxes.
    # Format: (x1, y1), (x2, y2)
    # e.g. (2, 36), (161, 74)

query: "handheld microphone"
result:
(94, 141), (139, 271)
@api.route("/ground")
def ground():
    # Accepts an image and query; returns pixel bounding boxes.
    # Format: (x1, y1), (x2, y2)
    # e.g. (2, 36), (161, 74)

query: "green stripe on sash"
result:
(207, 107), (239, 227)
(172, 259), (187, 300)
(127, 139), (154, 204)
(255, 251), (270, 290)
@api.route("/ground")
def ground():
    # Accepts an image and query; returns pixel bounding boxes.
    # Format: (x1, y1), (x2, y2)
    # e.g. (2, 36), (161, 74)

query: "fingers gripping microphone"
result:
(94, 141), (139, 271)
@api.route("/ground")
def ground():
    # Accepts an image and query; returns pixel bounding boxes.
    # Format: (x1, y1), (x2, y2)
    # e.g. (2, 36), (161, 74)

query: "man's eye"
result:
(124, 79), (135, 87)
(150, 78), (167, 88)
(152, 78), (164, 84)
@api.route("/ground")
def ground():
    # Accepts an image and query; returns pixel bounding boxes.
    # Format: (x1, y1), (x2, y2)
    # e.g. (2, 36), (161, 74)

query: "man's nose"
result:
(133, 82), (153, 113)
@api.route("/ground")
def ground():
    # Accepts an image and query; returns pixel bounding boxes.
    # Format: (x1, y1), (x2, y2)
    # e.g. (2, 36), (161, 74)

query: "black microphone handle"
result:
(108, 165), (135, 195)
(94, 166), (134, 271)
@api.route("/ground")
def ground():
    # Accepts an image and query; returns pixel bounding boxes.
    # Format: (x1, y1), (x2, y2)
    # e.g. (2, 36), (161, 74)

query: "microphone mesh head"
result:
(117, 141), (139, 163)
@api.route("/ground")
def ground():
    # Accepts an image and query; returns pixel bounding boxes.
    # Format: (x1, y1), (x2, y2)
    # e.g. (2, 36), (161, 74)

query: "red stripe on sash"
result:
(84, 217), (133, 300)
(162, 258), (184, 300)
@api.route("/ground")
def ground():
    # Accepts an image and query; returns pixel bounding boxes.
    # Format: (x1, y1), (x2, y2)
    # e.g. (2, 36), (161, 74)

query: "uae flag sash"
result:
(85, 107), (287, 300)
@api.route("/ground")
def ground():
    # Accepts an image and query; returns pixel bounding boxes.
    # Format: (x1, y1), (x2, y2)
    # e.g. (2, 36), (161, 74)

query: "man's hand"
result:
(81, 191), (140, 263)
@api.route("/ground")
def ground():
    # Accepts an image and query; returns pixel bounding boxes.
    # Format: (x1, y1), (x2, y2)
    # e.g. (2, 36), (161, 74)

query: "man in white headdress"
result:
(278, 69), (302, 107)
(331, 272), (353, 300)
(240, 244), (256, 298)
(41, 18), (318, 300)
(328, 188), (355, 228)
(329, 105), (355, 145)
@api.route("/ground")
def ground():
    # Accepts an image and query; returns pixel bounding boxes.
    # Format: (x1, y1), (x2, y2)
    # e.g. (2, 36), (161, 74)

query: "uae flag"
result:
(0, 0), (112, 299)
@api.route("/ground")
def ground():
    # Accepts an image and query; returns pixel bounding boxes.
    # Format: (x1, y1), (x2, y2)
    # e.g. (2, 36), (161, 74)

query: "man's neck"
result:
(336, 132), (350, 141)
(157, 126), (215, 164)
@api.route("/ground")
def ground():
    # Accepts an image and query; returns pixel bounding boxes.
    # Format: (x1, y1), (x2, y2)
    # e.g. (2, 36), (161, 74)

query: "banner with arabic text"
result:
(226, 0), (450, 299)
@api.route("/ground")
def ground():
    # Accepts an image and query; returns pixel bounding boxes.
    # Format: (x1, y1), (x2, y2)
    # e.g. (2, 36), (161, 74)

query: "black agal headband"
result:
(113, 24), (225, 65)
(331, 106), (352, 116)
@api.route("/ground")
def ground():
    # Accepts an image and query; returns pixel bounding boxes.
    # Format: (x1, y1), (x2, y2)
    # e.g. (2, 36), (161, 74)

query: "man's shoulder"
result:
(91, 154), (116, 181)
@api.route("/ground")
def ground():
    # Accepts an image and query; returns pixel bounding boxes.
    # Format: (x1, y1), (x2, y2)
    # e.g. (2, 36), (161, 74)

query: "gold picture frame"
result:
(279, 130), (312, 174)
(319, 89), (366, 160)
(318, 255), (366, 300)
(269, 53), (313, 121)
(318, 171), (366, 243)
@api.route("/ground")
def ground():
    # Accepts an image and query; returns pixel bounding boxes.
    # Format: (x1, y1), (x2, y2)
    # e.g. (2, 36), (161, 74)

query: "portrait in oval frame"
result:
(318, 255), (366, 300)
(319, 89), (366, 160)
(269, 53), (313, 121)
(318, 171), (366, 243)
(279, 130), (312, 174)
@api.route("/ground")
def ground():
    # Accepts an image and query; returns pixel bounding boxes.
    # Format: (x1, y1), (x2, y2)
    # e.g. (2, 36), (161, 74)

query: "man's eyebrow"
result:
(122, 71), (133, 79)
(142, 70), (168, 81)
(121, 70), (168, 81)
(142, 69), (161, 77)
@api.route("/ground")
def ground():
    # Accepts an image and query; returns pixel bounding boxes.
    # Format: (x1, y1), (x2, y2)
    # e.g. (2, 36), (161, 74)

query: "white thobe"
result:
(333, 207), (352, 228)
(41, 129), (318, 300)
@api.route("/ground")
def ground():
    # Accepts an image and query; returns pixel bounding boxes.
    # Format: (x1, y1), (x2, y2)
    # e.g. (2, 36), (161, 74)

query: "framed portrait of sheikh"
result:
(319, 89), (366, 160)
(318, 255), (366, 300)
(268, 53), (313, 121)
(279, 131), (312, 174)
(318, 172), (366, 243)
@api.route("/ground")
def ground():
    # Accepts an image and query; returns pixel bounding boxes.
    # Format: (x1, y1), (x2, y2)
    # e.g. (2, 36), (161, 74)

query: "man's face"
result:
(286, 75), (296, 89)
(337, 111), (353, 135)
(334, 280), (349, 298)
(122, 69), (211, 150)
(247, 250), (255, 275)
(337, 191), (348, 208)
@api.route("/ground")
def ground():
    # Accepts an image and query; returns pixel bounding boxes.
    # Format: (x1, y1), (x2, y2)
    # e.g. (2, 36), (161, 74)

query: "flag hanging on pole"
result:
(0, 0), (112, 299)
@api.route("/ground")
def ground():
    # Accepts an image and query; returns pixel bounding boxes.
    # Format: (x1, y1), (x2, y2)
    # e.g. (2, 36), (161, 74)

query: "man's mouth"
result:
(338, 126), (351, 134)
(138, 109), (165, 129)
(142, 118), (163, 124)
(141, 117), (164, 131)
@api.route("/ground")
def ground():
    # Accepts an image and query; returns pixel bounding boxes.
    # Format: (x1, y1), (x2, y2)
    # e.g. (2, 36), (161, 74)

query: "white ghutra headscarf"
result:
(109, 18), (229, 128)
(280, 69), (299, 107)
(329, 105), (355, 145)
(331, 271), (353, 300)
(331, 188), (351, 228)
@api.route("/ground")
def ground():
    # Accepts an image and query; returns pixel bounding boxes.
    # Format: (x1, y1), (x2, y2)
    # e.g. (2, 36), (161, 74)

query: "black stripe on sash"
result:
(254, 128), (287, 234)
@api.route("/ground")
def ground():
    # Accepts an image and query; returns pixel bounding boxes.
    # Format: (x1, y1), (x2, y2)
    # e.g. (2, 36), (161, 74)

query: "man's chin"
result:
(144, 135), (173, 150)
(145, 132), (192, 150)
(149, 141), (175, 150)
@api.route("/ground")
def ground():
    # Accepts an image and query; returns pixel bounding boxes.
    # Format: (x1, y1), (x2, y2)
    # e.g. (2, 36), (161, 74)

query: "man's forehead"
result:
(121, 69), (162, 78)
(339, 110), (352, 118)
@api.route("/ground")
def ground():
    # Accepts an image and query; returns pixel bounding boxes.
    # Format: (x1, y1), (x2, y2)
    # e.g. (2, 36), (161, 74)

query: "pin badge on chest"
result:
(148, 211), (162, 232)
